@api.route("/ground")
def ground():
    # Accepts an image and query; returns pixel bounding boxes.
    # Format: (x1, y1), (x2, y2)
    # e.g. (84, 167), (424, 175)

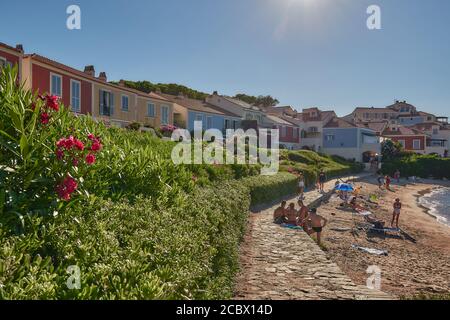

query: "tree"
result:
(381, 139), (403, 160)
(233, 94), (279, 107)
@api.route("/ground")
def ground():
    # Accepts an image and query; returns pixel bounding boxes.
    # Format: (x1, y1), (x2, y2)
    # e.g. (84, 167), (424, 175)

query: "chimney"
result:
(84, 65), (95, 77)
(98, 72), (107, 82)
(15, 44), (24, 53)
(119, 79), (126, 87)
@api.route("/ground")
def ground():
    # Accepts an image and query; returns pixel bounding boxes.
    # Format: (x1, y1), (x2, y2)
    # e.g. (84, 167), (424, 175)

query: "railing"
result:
(303, 132), (321, 138)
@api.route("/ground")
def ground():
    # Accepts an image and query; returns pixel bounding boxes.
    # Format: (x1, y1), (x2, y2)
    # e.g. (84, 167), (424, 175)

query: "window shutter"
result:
(99, 90), (104, 115)
(110, 93), (115, 115)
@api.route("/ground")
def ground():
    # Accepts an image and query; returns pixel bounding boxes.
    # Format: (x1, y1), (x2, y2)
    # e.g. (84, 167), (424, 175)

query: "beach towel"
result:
(355, 209), (373, 216)
(281, 223), (303, 231)
(330, 227), (352, 232)
(351, 244), (388, 256)
(369, 227), (400, 233)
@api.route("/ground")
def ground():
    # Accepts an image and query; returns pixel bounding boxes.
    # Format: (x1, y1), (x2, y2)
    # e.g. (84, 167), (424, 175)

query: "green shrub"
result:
(242, 172), (297, 206)
(0, 180), (250, 300)
(382, 154), (450, 179)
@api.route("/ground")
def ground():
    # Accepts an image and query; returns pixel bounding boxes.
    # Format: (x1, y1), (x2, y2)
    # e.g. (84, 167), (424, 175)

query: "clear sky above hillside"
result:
(2, 0), (449, 116)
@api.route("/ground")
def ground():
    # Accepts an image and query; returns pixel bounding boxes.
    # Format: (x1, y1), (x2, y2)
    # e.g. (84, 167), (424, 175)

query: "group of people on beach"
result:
(377, 169), (401, 191)
(295, 170), (327, 201)
(273, 199), (328, 245)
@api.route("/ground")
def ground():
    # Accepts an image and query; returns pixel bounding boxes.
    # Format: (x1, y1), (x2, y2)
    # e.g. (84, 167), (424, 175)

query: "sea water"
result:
(419, 187), (450, 226)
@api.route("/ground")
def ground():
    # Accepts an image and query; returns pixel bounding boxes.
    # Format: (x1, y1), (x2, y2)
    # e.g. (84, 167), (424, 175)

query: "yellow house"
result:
(91, 76), (173, 128)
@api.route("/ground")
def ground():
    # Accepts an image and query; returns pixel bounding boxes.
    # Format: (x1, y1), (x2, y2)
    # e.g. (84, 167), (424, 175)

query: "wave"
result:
(418, 187), (450, 226)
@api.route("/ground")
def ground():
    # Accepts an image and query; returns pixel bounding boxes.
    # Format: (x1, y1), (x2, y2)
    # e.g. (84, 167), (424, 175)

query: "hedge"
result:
(242, 172), (298, 207)
(382, 154), (450, 179)
(0, 180), (251, 300)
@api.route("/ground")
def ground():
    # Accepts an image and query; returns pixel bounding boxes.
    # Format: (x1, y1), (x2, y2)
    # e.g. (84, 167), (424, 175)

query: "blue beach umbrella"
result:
(335, 183), (354, 192)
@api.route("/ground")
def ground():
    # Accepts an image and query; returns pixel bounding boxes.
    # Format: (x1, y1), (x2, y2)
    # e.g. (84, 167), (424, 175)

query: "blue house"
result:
(322, 118), (381, 163)
(159, 93), (241, 133)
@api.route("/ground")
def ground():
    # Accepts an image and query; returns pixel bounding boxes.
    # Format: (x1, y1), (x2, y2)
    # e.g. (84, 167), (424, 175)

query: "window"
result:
(161, 105), (170, 125)
(325, 134), (335, 141)
(147, 103), (155, 117)
(427, 116), (432, 121)
(0, 57), (6, 68)
(225, 119), (231, 130)
(195, 114), (203, 123)
(308, 127), (318, 133)
(99, 89), (114, 116)
(206, 116), (213, 129)
(51, 73), (62, 97)
(70, 80), (81, 113)
(413, 139), (421, 150)
(293, 128), (297, 138)
(433, 128), (439, 135)
(233, 120), (239, 129)
(121, 95), (129, 112)
(281, 126), (287, 138)
(398, 140), (406, 148)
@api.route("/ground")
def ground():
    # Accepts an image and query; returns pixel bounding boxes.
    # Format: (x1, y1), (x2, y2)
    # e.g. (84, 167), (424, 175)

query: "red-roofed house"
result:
(0, 42), (24, 78)
(382, 125), (428, 154)
(265, 114), (300, 149)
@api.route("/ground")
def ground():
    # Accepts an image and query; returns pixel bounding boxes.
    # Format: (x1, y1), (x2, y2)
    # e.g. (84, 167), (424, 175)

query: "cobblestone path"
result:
(234, 174), (393, 300)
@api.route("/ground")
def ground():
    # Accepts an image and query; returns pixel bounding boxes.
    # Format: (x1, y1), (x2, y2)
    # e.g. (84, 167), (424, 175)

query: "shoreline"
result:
(316, 177), (450, 298)
(415, 186), (450, 227)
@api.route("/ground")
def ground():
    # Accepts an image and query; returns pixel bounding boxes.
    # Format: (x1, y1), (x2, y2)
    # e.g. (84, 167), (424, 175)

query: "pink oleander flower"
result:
(56, 176), (78, 201)
(40, 112), (50, 125)
(56, 148), (64, 160)
(46, 95), (60, 111)
(74, 138), (85, 151)
(85, 153), (96, 165)
(90, 141), (102, 152)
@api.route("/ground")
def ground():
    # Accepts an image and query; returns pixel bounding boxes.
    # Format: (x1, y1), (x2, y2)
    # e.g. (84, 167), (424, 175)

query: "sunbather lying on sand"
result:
(273, 201), (287, 224)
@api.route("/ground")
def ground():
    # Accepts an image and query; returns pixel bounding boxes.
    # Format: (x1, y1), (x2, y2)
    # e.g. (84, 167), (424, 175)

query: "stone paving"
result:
(234, 174), (393, 300)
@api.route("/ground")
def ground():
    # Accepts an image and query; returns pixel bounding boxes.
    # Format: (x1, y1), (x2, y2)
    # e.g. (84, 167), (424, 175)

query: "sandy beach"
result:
(316, 177), (450, 298)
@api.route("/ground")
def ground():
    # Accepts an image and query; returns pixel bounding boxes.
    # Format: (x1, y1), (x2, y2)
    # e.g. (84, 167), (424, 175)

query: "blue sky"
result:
(2, 0), (449, 116)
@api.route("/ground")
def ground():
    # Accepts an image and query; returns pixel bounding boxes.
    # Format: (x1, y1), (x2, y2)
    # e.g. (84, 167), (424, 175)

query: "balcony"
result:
(302, 132), (321, 139)
(427, 139), (447, 148)
(436, 117), (449, 124)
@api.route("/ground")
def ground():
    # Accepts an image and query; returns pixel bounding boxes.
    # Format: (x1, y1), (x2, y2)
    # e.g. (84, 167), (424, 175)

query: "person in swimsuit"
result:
(394, 169), (401, 183)
(297, 173), (305, 200)
(306, 208), (328, 245)
(285, 203), (298, 226)
(385, 175), (391, 190)
(377, 175), (384, 189)
(273, 201), (287, 224)
(297, 200), (309, 231)
(318, 170), (326, 193)
(391, 198), (402, 228)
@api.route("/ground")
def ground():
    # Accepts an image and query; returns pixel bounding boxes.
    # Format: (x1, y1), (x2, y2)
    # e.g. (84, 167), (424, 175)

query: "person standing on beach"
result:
(306, 208), (328, 245)
(297, 173), (305, 200)
(385, 175), (391, 190)
(394, 169), (401, 183)
(318, 170), (326, 193)
(377, 174), (385, 189)
(391, 198), (402, 228)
